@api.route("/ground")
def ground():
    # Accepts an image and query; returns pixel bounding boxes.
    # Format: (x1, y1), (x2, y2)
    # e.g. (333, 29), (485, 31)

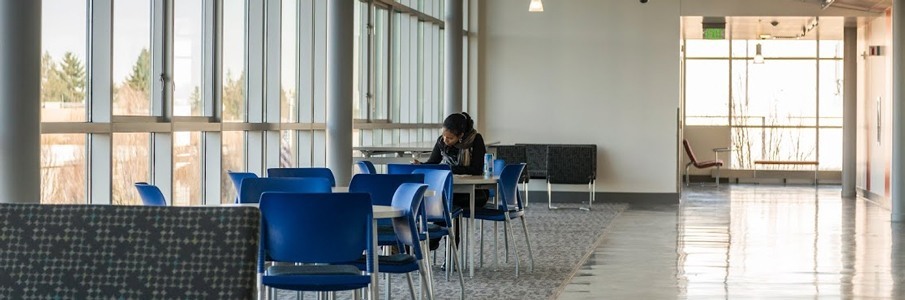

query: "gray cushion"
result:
(0, 204), (260, 299)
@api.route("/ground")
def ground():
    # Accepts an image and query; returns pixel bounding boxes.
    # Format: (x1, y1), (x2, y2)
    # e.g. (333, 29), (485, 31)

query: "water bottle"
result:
(483, 153), (493, 179)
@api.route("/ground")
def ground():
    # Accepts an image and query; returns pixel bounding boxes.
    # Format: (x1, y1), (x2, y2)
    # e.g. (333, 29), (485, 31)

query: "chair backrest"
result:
(682, 139), (698, 164)
(516, 143), (549, 179)
(412, 169), (452, 222)
(0, 204), (260, 298)
(238, 177), (332, 204)
(227, 171), (259, 196)
(356, 161), (377, 174)
(497, 164), (527, 209)
(493, 159), (506, 177)
(386, 163), (451, 175)
(134, 182), (167, 206)
(494, 145), (529, 182)
(348, 174), (425, 206)
(267, 167), (336, 187)
(545, 145), (597, 184)
(260, 192), (372, 266)
(390, 183), (428, 259)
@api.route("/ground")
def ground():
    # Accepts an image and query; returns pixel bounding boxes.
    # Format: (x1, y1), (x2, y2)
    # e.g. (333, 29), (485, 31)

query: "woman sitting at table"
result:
(414, 112), (489, 208)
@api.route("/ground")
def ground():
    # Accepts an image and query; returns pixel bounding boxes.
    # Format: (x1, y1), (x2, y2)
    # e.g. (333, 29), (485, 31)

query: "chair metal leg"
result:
(523, 181), (529, 208)
(406, 273), (418, 300)
(547, 181), (558, 209)
(685, 163), (691, 187)
(504, 215), (519, 277)
(494, 222), (499, 266)
(520, 215), (535, 271)
(353, 289), (360, 300)
(503, 219), (510, 264)
(716, 165), (721, 187)
(479, 220), (485, 268)
(448, 233), (466, 300)
(419, 259), (435, 300)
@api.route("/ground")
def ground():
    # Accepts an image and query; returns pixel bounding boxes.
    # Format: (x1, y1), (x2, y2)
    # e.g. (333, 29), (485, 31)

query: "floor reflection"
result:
(560, 184), (905, 299)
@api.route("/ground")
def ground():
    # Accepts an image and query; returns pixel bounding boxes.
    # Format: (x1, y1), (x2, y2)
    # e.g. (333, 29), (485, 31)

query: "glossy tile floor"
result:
(559, 184), (905, 299)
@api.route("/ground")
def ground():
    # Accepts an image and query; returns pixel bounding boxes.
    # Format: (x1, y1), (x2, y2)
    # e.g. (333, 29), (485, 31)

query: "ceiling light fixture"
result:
(529, 0), (544, 12)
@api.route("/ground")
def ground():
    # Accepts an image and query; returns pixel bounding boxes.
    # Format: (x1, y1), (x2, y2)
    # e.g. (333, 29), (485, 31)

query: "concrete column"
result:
(326, 0), (354, 185)
(842, 27), (857, 198)
(445, 0), (463, 116)
(892, 0), (905, 222)
(0, 0), (41, 204)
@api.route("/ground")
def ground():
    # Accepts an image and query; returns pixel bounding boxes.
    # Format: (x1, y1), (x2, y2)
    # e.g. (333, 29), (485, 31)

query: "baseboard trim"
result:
(857, 188), (889, 209)
(527, 191), (680, 204)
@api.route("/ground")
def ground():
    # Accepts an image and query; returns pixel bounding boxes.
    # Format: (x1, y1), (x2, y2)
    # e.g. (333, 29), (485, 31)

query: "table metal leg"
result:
(370, 219), (379, 300)
(469, 186), (475, 278)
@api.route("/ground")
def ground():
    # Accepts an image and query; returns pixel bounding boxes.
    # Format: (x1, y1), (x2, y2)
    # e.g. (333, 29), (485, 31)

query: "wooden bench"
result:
(753, 160), (819, 184)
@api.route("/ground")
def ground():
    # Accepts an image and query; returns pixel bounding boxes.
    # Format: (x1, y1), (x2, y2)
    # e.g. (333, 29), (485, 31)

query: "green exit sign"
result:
(703, 28), (725, 40)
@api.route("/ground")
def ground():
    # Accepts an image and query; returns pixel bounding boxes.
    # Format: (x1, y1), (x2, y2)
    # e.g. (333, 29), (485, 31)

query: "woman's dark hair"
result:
(443, 112), (474, 136)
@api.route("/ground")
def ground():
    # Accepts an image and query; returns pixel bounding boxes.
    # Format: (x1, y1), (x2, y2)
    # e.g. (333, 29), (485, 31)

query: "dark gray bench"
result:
(496, 144), (598, 210)
(0, 204), (260, 299)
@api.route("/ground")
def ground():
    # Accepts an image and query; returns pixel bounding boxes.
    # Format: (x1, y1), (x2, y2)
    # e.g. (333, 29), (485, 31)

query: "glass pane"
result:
(731, 40), (751, 58)
(819, 40), (844, 59)
(819, 60), (844, 127)
(173, 132), (202, 206)
(685, 40), (729, 58)
(819, 128), (842, 170)
(280, 130), (296, 167)
(221, 131), (245, 203)
(752, 40), (817, 59)
(41, 134), (86, 204)
(222, 0), (246, 122)
(353, 2), (368, 120)
(685, 60), (729, 125)
(113, 133), (150, 205)
(41, 0), (87, 122)
(745, 60), (817, 126)
(174, 0), (204, 116)
(374, 8), (389, 120)
(281, 0), (297, 123)
(113, 0), (152, 116)
(731, 128), (817, 170)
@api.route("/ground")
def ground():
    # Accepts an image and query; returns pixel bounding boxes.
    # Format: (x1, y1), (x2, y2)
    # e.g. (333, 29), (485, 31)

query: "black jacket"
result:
(424, 133), (486, 175)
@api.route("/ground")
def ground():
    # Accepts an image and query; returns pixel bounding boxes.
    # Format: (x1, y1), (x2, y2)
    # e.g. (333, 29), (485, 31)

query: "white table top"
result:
(452, 175), (498, 185)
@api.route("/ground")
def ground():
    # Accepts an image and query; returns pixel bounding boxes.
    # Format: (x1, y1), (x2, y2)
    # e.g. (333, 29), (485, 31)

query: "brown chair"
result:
(682, 139), (723, 187)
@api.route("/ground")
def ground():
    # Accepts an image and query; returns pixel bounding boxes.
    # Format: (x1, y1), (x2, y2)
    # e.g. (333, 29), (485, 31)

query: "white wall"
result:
(857, 11), (893, 207)
(479, 0), (680, 193)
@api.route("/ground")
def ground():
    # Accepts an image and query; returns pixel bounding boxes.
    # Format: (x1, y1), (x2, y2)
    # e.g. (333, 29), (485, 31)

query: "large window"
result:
(41, 0), (88, 123)
(685, 35), (843, 171)
(112, 0), (153, 116)
(39, 0), (461, 205)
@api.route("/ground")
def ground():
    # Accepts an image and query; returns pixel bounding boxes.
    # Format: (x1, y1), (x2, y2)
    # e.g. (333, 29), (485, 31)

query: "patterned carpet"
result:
(276, 202), (627, 300)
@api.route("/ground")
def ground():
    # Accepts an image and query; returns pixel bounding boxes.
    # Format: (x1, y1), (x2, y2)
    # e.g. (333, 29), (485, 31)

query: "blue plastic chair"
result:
(464, 163), (535, 277)
(259, 192), (374, 297)
(348, 174), (424, 207)
(349, 174), (424, 248)
(387, 163), (450, 175)
(227, 171), (258, 202)
(238, 177), (332, 204)
(267, 167), (337, 187)
(134, 182), (167, 206)
(353, 183), (434, 300)
(356, 161), (377, 174)
(412, 169), (465, 297)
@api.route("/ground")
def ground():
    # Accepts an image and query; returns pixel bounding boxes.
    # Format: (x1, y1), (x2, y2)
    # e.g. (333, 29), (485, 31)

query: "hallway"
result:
(559, 185), (905, 299)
